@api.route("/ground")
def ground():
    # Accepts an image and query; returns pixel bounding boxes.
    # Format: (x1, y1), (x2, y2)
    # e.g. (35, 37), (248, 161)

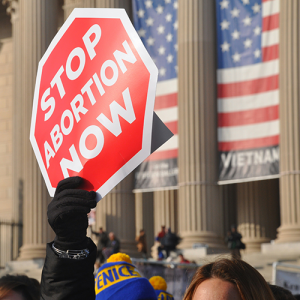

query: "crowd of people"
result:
(1, 176), (299, 300)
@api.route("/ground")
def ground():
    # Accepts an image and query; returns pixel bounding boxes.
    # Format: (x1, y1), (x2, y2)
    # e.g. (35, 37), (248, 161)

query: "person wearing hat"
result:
(149, 276), (174, 300)
(95, 253), (157, 300)
(40, 176), (157, 300)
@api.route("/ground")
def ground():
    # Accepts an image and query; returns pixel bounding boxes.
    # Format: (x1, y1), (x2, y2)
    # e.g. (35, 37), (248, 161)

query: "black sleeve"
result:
(40, 238), (97, 300)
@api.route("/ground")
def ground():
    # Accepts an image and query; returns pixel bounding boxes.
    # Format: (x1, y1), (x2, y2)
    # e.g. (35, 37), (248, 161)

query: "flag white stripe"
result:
(218, 120), (279, 142)
(156, 78), (178, 96)
(156, 134), (178, 151)
(155, 106), (178, 123)
(262, 28), (279, 47)
(262, 0), (279, 18)
(217, 59), (278, 84)
(218, 90), (279, 113)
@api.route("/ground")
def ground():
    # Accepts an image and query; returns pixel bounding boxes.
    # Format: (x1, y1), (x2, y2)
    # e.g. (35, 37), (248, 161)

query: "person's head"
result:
(0, 274), (40, 300)
(231, 224), (237, 232)
(183, 258), (275, 300)
(269, 284), (296, 300)
(179, 254), (184, 260)
(140, 229), (145, 235)
(99, 227), (103, 233)
(161, 226), (165, 231)
(109, 232), (115, 241)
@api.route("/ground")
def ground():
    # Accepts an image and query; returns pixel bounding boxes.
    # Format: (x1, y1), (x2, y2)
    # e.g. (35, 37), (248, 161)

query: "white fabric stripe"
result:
(155, 106), (178, 123)
(217, 59), (279, 84)
(218, 90), (279, 113)
(156, 78), (178, 96)
(156, 134), (178, 151)
(262, 29), (279, 47)
(218, 120), (279, 142)
(262, 0), (279, 18)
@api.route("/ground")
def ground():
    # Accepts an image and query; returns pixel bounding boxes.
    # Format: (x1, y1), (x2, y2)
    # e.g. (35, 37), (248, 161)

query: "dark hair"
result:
(269, 285), (296, 300)
(183, 258), (275, 300)
(0, 274), (40, 300)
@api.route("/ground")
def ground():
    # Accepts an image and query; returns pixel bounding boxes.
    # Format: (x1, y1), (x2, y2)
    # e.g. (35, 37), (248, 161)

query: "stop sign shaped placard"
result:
(30, 8), (158, 199)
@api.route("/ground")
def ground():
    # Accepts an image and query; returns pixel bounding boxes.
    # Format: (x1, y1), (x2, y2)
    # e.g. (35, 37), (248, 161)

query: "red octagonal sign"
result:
(30, 8), (158, 199)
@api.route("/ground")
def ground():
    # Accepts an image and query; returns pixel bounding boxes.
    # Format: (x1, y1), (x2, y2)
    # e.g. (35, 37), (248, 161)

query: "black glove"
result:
(47, 176), (97, 251)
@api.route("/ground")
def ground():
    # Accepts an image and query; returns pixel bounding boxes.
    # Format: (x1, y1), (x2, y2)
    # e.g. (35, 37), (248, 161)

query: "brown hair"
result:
(0, 274), (40, 300)
(183, 258), (275, 300)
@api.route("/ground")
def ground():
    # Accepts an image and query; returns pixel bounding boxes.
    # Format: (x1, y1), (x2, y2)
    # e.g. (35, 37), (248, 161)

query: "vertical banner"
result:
(132, 0), (178, 191)
(216, 0), (280, 183)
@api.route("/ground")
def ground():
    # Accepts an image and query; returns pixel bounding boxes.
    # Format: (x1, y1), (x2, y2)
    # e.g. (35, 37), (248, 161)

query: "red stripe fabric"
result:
(263, 13), (279, 32)
(154, 93), (177, 110)
(218, 74), (279, 98)
(262, 44), (279, 62)
(146, 149), (178, 161)
(218, 105), (279, 127)
(218, 135), (279, 151)
(165, 121), (178, 135)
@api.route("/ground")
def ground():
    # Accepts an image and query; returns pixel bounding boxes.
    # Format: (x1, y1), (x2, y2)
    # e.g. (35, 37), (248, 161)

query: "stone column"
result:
(153, 190), (178, 235)
(177, 0), (224, 248)
(63, 0), (96, 19)
(17, 0), (58, 260)
(3, 0), (22, 260)
(237, 180), (280, 252)
(222, 184), (237, 237)
(135, 192), (154, 257)
(277, 1), (300, 243)
(95, 0), (131, 12)
(102, 173), (137, 256)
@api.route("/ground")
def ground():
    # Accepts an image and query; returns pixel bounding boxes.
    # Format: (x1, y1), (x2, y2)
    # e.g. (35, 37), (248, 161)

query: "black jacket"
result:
(40, 238), (97, 300)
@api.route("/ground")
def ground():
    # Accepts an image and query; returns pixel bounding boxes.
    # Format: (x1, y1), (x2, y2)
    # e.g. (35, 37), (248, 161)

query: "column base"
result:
(178, 231), (225, 249)
(18, 244), (46, 261)
(120, 239), (139, 258)
(276, 225), (300, 243)
(242, 237), (270, 253)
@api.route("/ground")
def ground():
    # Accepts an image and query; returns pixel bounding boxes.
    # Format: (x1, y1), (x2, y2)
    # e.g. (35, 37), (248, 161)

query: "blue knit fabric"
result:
(155, 290), (174, 300)
(95, 261), (157, 300)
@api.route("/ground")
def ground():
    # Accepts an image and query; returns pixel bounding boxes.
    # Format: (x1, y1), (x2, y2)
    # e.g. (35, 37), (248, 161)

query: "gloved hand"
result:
(47, 176), (97, 251)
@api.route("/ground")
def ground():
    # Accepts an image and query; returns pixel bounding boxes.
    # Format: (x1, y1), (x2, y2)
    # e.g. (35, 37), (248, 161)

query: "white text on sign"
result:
(42, 24), (137, 177)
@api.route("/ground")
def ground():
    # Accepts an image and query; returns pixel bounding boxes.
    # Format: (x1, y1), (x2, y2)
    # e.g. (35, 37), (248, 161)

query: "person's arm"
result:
(40, 177), (97, 300)
(91, 230), (99, 236)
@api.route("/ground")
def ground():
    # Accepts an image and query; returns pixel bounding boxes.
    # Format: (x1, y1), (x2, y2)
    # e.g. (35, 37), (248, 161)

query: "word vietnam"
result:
(42, 23), (138, 177)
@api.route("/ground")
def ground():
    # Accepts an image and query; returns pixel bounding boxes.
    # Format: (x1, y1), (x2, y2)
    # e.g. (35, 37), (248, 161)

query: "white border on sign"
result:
(30, 8), (158, 199)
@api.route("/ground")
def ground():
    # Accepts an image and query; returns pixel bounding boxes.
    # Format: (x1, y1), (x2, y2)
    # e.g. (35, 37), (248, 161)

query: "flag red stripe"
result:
(262, 44), (279, 62)
(218, 135), (279, 151)
(154, 93), (178, 110)
(165, 121), (178, 135)
(218, 105), (279, 127)
(263, 13), (279, 32)
(218, 74), (278, 98)
(146, 149), (178, 161)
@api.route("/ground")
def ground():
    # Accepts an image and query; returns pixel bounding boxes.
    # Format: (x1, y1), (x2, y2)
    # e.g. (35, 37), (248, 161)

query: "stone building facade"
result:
(0, 0), (299, 264)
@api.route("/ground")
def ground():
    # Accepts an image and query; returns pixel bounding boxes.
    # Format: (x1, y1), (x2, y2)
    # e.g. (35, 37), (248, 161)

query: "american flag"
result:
(216, 0), (279, 155)
(132, 0), (178, 162)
